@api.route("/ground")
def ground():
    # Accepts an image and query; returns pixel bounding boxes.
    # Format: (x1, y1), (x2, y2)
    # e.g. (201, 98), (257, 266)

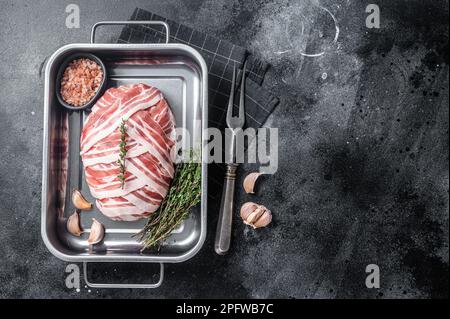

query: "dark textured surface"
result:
(0, 0), (448, 298)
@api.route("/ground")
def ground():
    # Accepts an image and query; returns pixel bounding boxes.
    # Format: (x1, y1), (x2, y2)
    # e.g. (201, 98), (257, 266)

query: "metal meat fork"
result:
(215, 62), (247, 255)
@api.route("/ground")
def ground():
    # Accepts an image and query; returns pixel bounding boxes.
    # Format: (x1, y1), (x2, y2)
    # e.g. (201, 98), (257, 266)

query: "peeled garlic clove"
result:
(240, 202), (272, 229)
(72, 189), (93, 210)
(67, 211), (83, 236)
(243, 172), (263, 194)
(88, 218), (105, 245)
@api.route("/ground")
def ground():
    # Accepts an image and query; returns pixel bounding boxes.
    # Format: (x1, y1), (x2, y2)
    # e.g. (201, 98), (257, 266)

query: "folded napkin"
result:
(118, 8), (279, 198)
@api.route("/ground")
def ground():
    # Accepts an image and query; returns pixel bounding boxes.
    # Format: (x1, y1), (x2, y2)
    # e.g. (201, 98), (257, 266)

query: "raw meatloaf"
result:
(80, 83), (176, 221)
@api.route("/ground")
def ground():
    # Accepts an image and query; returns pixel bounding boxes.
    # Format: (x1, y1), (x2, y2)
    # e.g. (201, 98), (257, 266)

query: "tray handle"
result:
(90, 20), (170, 44)
(83, 262), (164, 289)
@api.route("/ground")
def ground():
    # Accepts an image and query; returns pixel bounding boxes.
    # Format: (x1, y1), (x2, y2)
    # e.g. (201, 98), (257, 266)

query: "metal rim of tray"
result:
(41, 21), (208, 288)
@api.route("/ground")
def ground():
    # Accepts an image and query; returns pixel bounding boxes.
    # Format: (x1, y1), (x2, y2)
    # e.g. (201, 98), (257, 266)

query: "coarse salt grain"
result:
(60, 58), (103, 107)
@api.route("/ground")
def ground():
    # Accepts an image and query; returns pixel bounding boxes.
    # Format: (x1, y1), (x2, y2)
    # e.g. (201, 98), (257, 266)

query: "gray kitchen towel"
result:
(118, 8), (279, 198)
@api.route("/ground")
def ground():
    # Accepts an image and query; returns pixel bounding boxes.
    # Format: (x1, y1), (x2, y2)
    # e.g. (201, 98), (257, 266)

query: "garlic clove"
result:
(87, 218), (105, 245)
(243, 172), (263, 194)
(72, 189), (93, 210)
(67, 211), (83, 236)
(240, 202), (272, 229)
(252, 208), (272, 228)
(240, 202), (259, 220)
(244, 207), (265, 225)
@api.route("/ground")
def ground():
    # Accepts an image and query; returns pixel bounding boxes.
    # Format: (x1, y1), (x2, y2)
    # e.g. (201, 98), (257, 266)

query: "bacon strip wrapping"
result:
(80, 84), (176, 221)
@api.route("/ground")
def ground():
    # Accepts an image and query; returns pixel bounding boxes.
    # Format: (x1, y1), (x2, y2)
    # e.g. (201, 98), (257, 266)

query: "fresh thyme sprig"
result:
(117, 118), (127, 189)
(136, 152), (202, 251)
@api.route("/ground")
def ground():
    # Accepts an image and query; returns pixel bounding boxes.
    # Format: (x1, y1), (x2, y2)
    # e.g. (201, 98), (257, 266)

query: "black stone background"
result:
(0, 0), (448, 298)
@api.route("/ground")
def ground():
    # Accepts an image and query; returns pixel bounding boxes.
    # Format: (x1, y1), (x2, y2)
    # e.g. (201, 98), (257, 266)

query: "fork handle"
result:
(215, 164), (238, 255)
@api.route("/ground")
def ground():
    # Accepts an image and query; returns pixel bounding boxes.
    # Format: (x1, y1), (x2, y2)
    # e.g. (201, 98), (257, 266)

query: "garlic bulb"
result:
(87, 218), (105, 245)
(72, 189), (93, 210)
(243, 172), (263, 194)
(67, 211), (83, 236)
(240, 202), (272, 229)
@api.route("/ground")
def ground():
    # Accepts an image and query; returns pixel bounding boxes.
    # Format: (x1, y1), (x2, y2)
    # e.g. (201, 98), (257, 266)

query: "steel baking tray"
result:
(41, 21), (208, 288)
